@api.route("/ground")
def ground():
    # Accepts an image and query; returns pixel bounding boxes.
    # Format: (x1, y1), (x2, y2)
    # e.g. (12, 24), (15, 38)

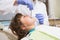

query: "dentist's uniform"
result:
(17, 0), (49, 25)
(32, 1), (49, 25)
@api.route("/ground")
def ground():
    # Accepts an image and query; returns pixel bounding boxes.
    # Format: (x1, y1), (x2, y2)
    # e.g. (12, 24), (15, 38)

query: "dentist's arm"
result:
(14, 0), (33, 10)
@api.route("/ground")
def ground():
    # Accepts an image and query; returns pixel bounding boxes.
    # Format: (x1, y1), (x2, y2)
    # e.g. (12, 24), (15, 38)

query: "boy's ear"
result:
(13, 0), (18, 6)
(21, 26), (26, 30)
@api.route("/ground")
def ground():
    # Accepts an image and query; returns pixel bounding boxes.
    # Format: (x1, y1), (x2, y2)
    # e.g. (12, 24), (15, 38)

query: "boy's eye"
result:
(24, 16), (26, 17)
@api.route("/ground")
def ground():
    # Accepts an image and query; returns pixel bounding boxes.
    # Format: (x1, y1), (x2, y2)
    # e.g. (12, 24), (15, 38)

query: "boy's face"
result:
(20, 15), (35, 31)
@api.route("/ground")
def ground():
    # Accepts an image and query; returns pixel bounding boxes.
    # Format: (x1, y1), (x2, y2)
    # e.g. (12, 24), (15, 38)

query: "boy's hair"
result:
(9, 13), (29, 40)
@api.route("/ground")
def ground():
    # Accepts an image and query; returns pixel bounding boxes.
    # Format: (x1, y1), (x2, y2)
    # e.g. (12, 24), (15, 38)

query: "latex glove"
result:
(35, 14), (44, 24)
(17, 0), (33, 10)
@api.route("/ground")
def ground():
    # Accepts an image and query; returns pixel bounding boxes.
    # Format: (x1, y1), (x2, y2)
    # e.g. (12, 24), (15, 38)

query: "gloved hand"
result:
(17, 0), (33, 10)
(35, 14), (44, 24)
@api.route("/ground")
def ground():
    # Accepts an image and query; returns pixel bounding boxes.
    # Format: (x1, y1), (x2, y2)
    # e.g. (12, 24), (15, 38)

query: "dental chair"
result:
(0, 30), (18, 40)
(0, 31), (10, 40)
(0, 23), (18, 40)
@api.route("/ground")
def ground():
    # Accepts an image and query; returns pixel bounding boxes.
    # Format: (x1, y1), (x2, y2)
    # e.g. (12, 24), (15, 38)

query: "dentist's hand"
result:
(17, 0), (33, 10)
(35, 14), (44, 24)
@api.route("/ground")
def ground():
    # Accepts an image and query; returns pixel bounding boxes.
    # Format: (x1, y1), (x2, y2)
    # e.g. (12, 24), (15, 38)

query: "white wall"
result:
(48, 0), (60, 19)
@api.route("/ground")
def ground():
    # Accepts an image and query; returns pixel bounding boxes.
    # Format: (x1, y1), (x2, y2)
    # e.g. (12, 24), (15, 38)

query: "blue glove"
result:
(35, 14), (44, 24)
(17, 0), (33, 10)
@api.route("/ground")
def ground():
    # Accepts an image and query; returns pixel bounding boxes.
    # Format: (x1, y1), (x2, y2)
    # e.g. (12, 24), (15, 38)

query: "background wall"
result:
(48, 0), (60, 19)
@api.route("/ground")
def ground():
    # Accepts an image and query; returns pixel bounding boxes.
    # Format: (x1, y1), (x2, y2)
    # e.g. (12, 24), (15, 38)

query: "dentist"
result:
(14, 0), (49, 25)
